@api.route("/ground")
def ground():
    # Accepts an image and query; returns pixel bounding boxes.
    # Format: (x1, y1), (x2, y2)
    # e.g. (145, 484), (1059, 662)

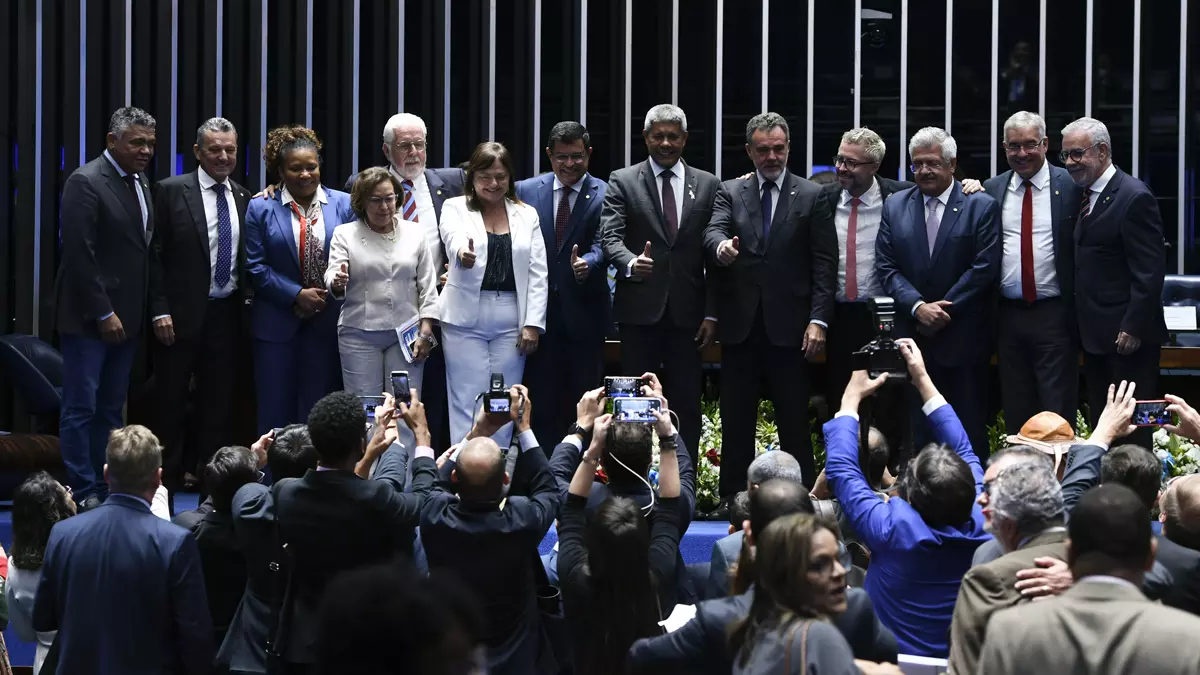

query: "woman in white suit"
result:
(439, 141), (548, 446)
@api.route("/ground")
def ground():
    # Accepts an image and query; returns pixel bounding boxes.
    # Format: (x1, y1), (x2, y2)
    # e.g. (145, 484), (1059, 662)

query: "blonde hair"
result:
(106, 425), (162, 494)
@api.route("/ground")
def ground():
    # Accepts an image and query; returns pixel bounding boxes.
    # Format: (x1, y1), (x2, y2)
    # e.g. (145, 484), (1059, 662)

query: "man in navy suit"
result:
(516, 121), (610, 448)
(876, 127), (1001, 460)
(1061, 116), (1166, 448)
(33, 425), (214, 674)
(54, 107), (157, 511)
(983, 111), (1081, 435)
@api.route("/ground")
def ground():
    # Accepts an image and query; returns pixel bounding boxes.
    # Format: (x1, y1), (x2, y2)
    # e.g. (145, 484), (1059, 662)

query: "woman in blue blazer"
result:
(244, 126), (356, 432)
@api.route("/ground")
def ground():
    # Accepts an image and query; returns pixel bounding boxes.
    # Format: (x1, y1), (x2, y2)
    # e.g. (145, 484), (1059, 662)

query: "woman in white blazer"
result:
(439, 142), (548, 446)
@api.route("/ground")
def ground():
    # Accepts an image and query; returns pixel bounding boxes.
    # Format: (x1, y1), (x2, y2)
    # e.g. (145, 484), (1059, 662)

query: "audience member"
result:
(977, 485), (1200, 674)
(824, 339), (988, 657)
(1005, 410), (1079, 478)
(32, 425), (214, 674)
(1161, 475), (1200, 551)
(971, 443), (1057, 565)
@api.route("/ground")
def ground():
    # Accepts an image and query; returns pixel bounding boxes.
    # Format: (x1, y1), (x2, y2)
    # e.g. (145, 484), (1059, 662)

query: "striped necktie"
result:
(401, 179), (419, 222)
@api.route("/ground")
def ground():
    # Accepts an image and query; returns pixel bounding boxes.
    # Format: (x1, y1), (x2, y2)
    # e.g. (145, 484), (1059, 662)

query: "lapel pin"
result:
(689, 189), (696, 200)
(790, 191), (796, 196)
(1105, 197), (1111, 202)
(1055, 190), (1060, 195)
(437, 190), (442, 196)
(953, 207), (959, 212)
(585, 194), (590, 200)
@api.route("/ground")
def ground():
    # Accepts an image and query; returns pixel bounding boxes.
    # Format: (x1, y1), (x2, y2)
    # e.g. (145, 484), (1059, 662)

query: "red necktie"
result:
(846, 197), (862, 301)
(1020, 180), (1036, 303)
(554, 185), (572, 251)
(402, 179), (418, 222)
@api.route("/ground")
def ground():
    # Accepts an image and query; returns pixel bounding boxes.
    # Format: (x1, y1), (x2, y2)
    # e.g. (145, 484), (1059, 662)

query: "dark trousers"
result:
(152, 296), (240, 494)
(618, 318), (702, 464)
(914, 360), (990, 463)
(997, 297), (1078, 434)
(719, 310), (812, 495)
(421, 324), (452, 452)
(59, 332), (139, 500)
(253, 321), (342, 434)
(525, 298), (604, 450)
(1084, 343), (1161, 449)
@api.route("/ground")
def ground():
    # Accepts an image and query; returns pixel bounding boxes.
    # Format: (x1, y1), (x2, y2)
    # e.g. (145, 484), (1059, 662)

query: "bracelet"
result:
(582, 455), (600, 465)
(415, 333), (434, 343)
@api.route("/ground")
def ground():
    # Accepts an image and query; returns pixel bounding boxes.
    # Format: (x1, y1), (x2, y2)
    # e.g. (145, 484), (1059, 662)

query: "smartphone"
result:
(605, 376), (648, 399)
(358, 395), (387, 422)
(613, 397), (661, 423)
(391, 371), (411, 405)
(1133, 400), (1171, 427)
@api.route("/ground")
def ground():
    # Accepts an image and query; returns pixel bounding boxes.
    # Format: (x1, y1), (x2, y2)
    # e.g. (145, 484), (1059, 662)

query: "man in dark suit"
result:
(600, 104), (720, 460)
(54, 107), (157, 511)
(705, 112), (837, 491)
(149, 117), (252, 498)
(516, 122), (610, 448)
(876, 127), (1001, 460)
(1061, 116), (1166, 447)
(982, 111), (1081, 435)
(33, 424), (214, 674)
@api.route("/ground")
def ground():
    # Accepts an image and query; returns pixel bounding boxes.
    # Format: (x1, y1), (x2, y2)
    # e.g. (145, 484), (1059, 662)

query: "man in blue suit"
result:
(876, 126), (1000, 460)
(516, 121), (610, 448)
(33, 424), (214, 674)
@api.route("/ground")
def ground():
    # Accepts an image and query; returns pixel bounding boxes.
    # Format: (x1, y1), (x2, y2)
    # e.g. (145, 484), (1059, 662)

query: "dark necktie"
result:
(122, 174), (142, 226)
(761, 180), (776, 240)
(846, 196), (862, 301)
(1080, 188), (1094, 220)
(1020, 180), (1036, 303)
(554, 185), (573, 251)
(212, 183), (233, 290)
(661, 172), (678, 241)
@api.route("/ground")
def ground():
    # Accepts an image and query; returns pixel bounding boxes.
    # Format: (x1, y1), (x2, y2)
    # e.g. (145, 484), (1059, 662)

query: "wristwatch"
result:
(568, 422), (592, 441)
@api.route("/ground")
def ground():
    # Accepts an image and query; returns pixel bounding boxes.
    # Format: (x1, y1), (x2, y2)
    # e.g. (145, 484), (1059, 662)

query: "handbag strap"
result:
(781, 620), (810, 675)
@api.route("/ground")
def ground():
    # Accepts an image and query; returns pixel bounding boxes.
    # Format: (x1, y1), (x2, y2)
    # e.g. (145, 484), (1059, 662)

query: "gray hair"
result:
(908, 126), (957, 161)
(382, 113), (428, 144)
(745, 112), (789, 143)
(108, 106), (156, 138)
(841, 127), (887, 163)
(747, 450), (804, 486)
(643, 104), (688, 132)
(106, 425), (162, 495)
(990, 461), (1065, 538)
(196, 117), (237, 146)
(988, 444), (1054, 468)
(1003, 111), (1046, 141)
(1061, 116), (1113, 155)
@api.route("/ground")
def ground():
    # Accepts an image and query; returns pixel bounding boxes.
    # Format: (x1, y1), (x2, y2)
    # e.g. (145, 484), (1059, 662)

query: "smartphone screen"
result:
(605, 376), (645, 398)
(1132, 400), (1171, 427)
(359, 395), (387, 422)
(613, 397), (661, 423)
(391, 371), (410, 404)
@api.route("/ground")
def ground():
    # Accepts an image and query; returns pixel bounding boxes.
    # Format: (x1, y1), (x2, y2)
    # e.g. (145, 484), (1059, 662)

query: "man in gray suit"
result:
(977, 484), (1200, 674)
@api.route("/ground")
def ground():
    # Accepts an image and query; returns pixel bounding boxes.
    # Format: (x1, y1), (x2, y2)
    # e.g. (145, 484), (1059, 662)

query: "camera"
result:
(485, 373), (511, 414)
(852, 297), (908, 380)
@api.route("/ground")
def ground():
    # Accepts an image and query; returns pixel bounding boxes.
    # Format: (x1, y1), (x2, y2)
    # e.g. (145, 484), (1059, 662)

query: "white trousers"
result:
(338, 324), (426, 451)
(442, 291), (525, 448)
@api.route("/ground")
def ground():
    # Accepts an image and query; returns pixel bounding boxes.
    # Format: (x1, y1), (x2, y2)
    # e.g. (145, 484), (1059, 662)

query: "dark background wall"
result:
(2, 0), (1198, 430)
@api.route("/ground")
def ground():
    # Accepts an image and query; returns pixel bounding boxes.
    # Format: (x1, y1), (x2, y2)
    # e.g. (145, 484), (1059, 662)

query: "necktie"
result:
(122, 174), (143, 228)
(212, 183), (233, 290)
(661, 172), (679, 241)
(846, 197), (862, 301)
(290, 201), (325, 288)
(761, 180), (776, 241)
(554, 185), (573, 251)
(1020, 180), (1037, 303)
(1080, 187), (1093, 220)
(926, 197), (941, 256)
(401, 179), (419, 222)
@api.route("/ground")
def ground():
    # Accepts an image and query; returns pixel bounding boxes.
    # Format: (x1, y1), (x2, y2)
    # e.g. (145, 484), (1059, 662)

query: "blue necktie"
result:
(761, 180), (775, 240)
(212, 183), (233, 289)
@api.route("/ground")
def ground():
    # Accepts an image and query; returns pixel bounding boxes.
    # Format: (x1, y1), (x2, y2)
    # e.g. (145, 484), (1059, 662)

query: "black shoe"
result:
(704, 496), (733, 523)
(77, 495), (104, 513)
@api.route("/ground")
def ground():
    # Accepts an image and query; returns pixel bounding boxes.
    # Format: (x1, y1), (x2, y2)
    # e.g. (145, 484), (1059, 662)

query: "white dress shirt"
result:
(911, 183), (956, 316)
(103, 149), (148, 232)
(282, 185), (329, 252)
(553, 175), (583, 214)
(197, 167), (242, 298)
(625, 159), (686, 278)
(999, 161), (1059, 300)
(835, 177), (884, 302)
(1085, 163), (1118, 212)
(390, 166), (444, 269)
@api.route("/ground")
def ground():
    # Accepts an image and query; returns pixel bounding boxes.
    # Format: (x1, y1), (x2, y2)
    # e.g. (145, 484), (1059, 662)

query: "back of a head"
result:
(455, 438), (506, 503)
(1162, 476), (1200, 551)
(1101, 444), (1161, 510)
(1068, 484), (1152, 576)
(270, 424), (319, 479)
(604, 422), (653, 481)
(749, 479), (814, 538)
(307, 391), (366, 466)
(730, 490), (752, 531)
(106, 425), (163, 496)
(11, 471), (75, 570)
(204, 446), (260, 513)
(866, 426), (890, 488)
(747, 450), (804, 488)
(989, 461), (1064, 538)
(899, 443), (977, 528)
(989, 444), (1054, 469)
(588, 496), (651, 578)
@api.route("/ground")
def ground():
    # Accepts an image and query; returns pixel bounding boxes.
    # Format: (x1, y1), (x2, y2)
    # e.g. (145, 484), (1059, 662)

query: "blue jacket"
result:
(33, 493), (214, 675)
(823, 404), (988, 657)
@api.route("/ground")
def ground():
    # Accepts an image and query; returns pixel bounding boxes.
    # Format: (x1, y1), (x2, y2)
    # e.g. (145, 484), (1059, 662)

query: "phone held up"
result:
(613, 397), (661, 423)
(1132, 400), (1172, 427)
(391, 371), (411, 405)
(605, 376), (649, 399)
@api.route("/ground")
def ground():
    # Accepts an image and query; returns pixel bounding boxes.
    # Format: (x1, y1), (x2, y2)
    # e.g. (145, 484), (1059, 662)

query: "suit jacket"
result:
(32, 493), (214, 675)
(54, 155), (155, 338)
(219, 481), (281, 673)
(149, 170), (253, 338)
(515, 172), (611, 341)
(706, 530), (744, 600)
(599, 160), (720, 329)
(274, 445), (436, 663)
(978, 579), (1200, 675)
(702, 171), (837, 346)
(875, 182), (1001, 366)
(1074, 167), (1167, 354)
(818, 177), (914, 218)
(947, 528), (1069, 675)
(243, 188), (355, 343)
(437, 196), (549, 332)
(174, 507), (248, 644)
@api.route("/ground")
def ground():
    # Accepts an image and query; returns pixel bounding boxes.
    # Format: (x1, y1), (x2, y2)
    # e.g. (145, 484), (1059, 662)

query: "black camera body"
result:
(485, 373), (512, 413)
(852, 297), (909, 380)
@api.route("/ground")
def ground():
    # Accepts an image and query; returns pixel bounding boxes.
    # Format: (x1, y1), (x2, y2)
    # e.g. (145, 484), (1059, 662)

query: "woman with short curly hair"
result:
(244, 125), (357, 433)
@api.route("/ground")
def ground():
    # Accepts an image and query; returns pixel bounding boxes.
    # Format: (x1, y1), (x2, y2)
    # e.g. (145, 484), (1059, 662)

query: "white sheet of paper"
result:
(658, 604), (698, 633)
(1165, 305), (1197, 331)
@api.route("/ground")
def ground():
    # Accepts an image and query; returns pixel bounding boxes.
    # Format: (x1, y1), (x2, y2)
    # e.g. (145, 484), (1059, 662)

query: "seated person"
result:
(971, 444), (1065, 566)
(823, 338), (989, 657)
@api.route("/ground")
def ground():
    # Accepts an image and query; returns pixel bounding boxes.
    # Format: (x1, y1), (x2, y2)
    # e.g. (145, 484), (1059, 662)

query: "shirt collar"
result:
(1009, 159), (1051, 191)
(756, 168), (788, 189)
(1079, 574), (1141, 592)
(842, 176), (882, 207)
(650, 158), (685, 181)
(197, 167), (229, 190)
(553, 173), (590, 193)
(925, 182), (955, 207)
(281, 184), (329, 207)
(103, 149), (135, 180)
(1087, 163), (1118, 194)
(389, 165), (426, 187)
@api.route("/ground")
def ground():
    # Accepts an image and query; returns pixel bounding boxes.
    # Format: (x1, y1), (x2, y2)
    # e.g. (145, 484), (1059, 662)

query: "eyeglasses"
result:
(552, 153), (588, 164)
(392, 140), (427, 154)
(910, 160), (947, 172)
(367, 195), (399, 208)
(1059, 142), (1101, 163)
(1002, 140), (1044, 153)
(833, 155), (876, 170)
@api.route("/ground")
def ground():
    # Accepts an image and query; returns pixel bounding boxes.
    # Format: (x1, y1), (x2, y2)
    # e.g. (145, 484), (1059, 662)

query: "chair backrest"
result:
(0, 333), (63, 415)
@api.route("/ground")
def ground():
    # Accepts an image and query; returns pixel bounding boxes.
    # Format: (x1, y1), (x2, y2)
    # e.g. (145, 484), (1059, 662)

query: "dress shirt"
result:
(1078, 575), (1141, 592)
(103, 149), (148, 231)
(999, 161), (1058, 300)
(554, 175), (583, 213)
(837, 395), (948, 421)
(281, 184), (329, 252)
(1085, 163), (1118, 212)
(835, 177), (885, 302)
(911, 182), (956, 316)
(197, 167), (242, 298)
(624, 159), (685, 278)
(389, 166), (444, 268)
(756, 168), (785, 219)
(324, 215), (440, 331)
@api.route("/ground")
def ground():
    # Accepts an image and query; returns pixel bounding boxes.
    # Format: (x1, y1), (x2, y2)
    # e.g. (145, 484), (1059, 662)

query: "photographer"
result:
(824, 338), (988, 658)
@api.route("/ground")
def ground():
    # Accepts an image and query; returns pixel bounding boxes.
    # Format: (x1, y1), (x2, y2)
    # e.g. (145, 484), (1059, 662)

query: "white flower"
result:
(1156, 448), (1170, 461)
(1154, 428), (1170, 445)
(1186, 446), (1200, 465)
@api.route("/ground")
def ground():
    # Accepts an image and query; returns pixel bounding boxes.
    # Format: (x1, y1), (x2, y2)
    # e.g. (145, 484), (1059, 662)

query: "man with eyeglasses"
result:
(1061, 116), (1166, 449)
(980, 111), (1082, 439)
(515, 121), (610, 453)
(876, 127), (1000, 461)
